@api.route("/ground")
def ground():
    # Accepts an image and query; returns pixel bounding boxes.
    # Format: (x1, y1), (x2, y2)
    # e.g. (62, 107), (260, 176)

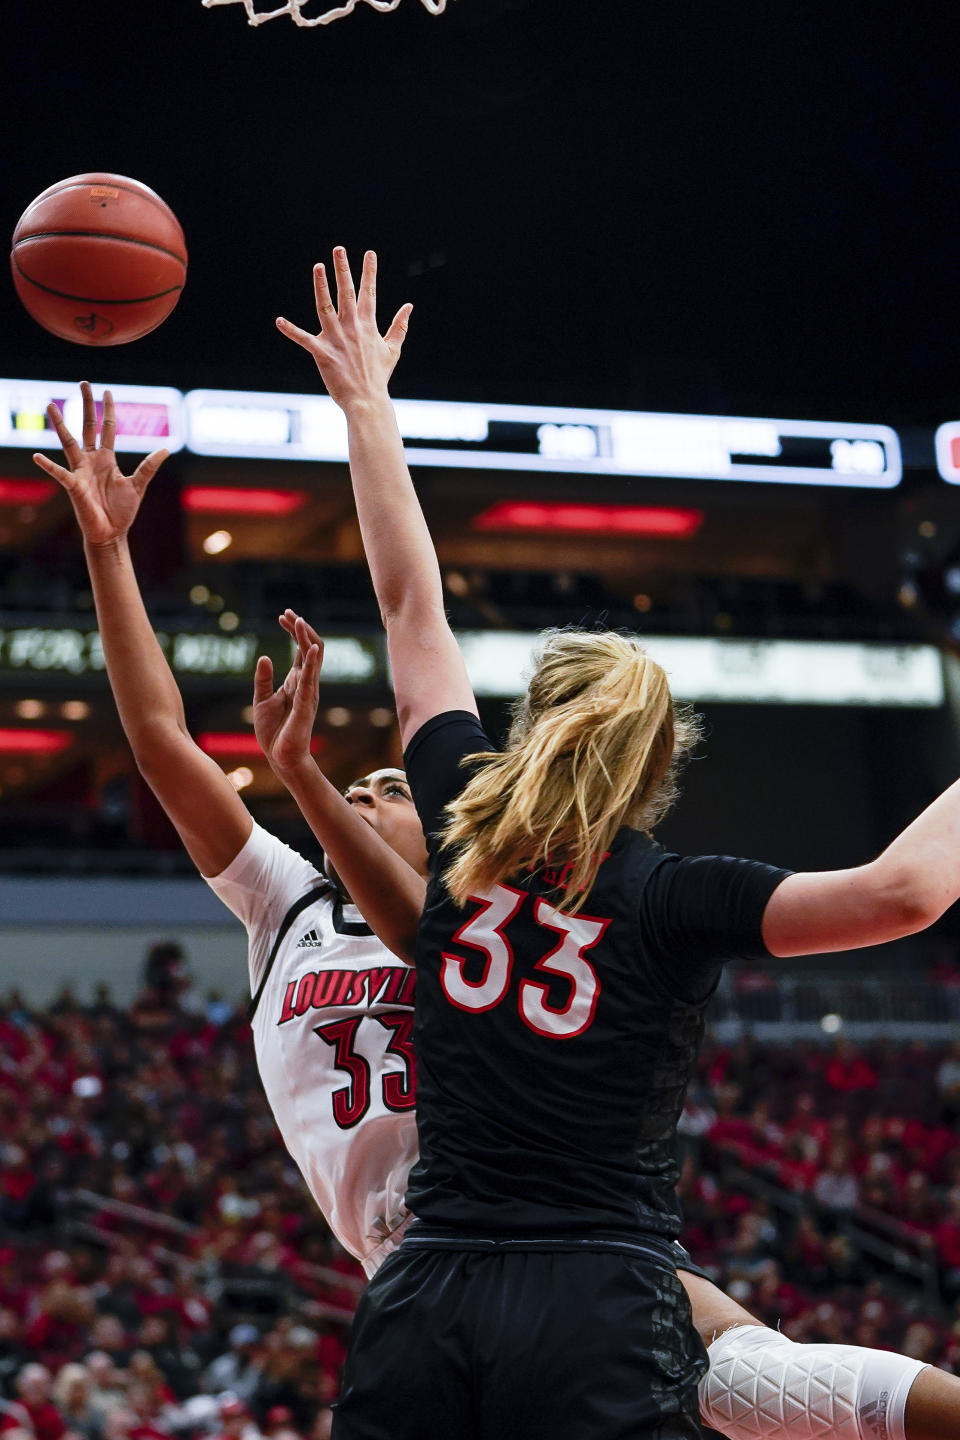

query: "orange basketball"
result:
(10, 173), (188, 346)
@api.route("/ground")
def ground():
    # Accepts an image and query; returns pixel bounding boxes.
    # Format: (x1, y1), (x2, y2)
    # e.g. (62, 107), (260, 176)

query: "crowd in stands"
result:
(3, 945), (960, 1436)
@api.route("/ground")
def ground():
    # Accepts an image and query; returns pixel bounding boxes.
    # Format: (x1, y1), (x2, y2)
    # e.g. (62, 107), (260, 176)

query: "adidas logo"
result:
(859, 1393), (889, 1439)
(296, 929), (324, 949)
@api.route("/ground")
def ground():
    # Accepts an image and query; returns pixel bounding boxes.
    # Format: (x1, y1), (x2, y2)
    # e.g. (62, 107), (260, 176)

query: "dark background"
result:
(3, 0), (959, 422)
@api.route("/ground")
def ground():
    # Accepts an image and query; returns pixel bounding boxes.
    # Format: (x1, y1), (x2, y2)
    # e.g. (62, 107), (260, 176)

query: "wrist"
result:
(270, 752), (318, 786)
(84, 534), (130, 562)
(342, 391), (395, 424)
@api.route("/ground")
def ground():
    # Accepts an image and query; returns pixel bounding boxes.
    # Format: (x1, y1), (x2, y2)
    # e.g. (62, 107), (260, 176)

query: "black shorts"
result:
(333, 1238), (707, 1440)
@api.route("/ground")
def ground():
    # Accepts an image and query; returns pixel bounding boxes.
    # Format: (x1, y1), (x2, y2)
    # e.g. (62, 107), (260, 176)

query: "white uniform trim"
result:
(701, 1323), (928, 1440)
(205, 822), (419, 1269)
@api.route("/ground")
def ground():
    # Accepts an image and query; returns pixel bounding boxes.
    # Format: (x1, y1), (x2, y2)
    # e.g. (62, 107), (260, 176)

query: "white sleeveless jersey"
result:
(205, 822), (419, 1273)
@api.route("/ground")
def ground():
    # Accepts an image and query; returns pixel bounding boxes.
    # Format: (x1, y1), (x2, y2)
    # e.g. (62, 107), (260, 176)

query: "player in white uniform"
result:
(206, 816), (419, 1274)
(37, 384), (960, 1440)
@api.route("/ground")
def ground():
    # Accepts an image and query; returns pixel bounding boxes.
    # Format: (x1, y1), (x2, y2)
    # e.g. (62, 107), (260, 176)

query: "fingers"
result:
(252, 655), (275, 704)
(312, 263), (338, 328)
(101, 389), (116, 452)
(357, 250), (377, 322)
(332, 246), (357, 319)
(31, 452), (74, 488)
(384, 302), (414, 357)
(131, 448), (170, 496)
(276, 316), (321, 353)
(294, 615), (324, 659)
(292, 644), (322, 713)
(279, 611), (324, 666)
(46, 402), (82, 471)
(80, 380), (98, 451)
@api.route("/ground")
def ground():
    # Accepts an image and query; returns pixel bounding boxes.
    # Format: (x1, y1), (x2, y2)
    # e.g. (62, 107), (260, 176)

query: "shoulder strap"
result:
(248, 883), (333, 1024)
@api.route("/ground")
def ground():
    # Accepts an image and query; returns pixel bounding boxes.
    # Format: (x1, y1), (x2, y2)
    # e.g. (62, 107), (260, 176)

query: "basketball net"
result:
(202, 0), (449, 25)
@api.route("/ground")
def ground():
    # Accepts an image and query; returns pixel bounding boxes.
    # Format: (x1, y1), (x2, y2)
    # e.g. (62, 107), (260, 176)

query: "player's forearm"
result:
(276, 756), (425, 963)
(84, 537), (189, 750)
(870, 775), (960, 925)
(343, 394), (445, 623)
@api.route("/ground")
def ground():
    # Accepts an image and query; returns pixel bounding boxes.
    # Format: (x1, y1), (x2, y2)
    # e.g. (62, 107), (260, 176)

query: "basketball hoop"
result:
(202, 0), (450, 25)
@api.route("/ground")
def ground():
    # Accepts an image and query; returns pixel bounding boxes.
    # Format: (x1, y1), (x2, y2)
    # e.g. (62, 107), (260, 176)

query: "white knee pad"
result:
(699, 1322), (928, 1440)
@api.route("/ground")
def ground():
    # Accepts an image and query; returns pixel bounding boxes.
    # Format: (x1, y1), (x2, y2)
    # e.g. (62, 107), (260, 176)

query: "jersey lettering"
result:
(441, 884), (606, 1039)
(314, 1017), (370, 1129)
(538, 850), (612, 892)
(377, 1012), (417, 1111)
(518, 899), (607, 1039)
(314, 1011), (416, 1129)
(277, 965), (416, 1025)
(440, 884), (526, 1012)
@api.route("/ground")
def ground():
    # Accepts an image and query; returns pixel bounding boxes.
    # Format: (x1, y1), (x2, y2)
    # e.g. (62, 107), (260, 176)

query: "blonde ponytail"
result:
(440, 629), (700, 913)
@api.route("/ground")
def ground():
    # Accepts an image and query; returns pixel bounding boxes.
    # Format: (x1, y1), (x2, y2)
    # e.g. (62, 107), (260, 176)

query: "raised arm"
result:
(33, 383), (252, 878)
(277, 248), (477, 748)
(763, 776), (960, 955)
(253, 612), (425, 963)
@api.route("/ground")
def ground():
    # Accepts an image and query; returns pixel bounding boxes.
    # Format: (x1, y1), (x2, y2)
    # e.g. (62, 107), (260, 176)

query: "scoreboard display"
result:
(1, 377), (903, 488)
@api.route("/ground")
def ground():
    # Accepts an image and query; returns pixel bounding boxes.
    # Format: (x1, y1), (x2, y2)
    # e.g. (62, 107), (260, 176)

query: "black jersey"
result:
(404, 710), (790, 1241)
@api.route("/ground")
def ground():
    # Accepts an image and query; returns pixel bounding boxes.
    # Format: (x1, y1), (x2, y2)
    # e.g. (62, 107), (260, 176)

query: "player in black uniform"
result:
(278, 249), (960, 1440)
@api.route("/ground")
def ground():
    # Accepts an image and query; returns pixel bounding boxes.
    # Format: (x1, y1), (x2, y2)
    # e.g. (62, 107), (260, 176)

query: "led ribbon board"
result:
(457, 633), (943, 707)
(935, 421), (960, 483)
(184, 390), (902, 488)
(0, 622), (940, 705)
(0, 627), (379, 683)
(0, 379), (185, 454)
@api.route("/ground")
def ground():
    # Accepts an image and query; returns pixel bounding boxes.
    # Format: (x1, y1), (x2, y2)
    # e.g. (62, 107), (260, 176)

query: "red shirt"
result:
(935, 1219), (960, 1269)
(2, 1402), (66, 1440)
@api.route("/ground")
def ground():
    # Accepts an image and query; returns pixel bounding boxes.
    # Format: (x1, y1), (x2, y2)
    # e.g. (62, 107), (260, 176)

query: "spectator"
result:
(812, 1143), (859, 1215)
(83, 1354), (127, 1427)
(935, 1186), (960, 1299)
(823, 1038), (878, 1106)
(937, 1040), (960, 1123)
(51, 1364), (100, 1440)
(84, 986), (120, 1024)
(210, 1397), (260, 1440)
(202, 1328), (263, 1404)
(101, 1412), (137, 1440)
(902, 1321), (941, 1365)
(263, 1408), (295, 1439)
(125, 1382), (169, 1440)
(1, 1365), (65, 1440)
(136, 1317), (199, 1403)
(143, 945), (189, 1005)
(0, 1147), (39, 1231)
(87, 1318), (131, 1370)
(0, 1310), (28, 1396)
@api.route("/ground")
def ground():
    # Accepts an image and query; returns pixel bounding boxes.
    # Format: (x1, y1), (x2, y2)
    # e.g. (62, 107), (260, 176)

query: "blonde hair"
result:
(440, 629), (701, 913)
(52, 1364), (89, 1413)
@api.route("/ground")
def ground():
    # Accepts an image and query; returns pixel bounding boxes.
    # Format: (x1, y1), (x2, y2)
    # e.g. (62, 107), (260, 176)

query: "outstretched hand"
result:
(276, 248), (413, 412)
(252, 611), (324, 775)
(32, 381), (170, 547)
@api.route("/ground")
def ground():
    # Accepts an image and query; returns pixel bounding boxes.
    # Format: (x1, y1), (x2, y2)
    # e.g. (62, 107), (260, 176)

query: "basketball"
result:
(10, 172), (188, 346)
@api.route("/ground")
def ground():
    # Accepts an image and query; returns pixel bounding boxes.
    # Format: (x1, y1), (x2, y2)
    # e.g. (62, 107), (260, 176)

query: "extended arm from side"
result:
(253, 611), (425, 962)
(277, 248), (476, 748)
(34, 383), (252, 877)
(763, 777), (960, 955)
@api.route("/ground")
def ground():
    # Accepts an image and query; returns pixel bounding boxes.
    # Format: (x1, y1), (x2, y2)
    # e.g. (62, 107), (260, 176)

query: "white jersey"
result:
(205, 822), (419, 1274)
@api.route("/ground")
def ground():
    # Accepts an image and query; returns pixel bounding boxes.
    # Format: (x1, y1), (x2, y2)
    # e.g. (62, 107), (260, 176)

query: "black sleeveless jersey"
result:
(403, 711), (791, 1241)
